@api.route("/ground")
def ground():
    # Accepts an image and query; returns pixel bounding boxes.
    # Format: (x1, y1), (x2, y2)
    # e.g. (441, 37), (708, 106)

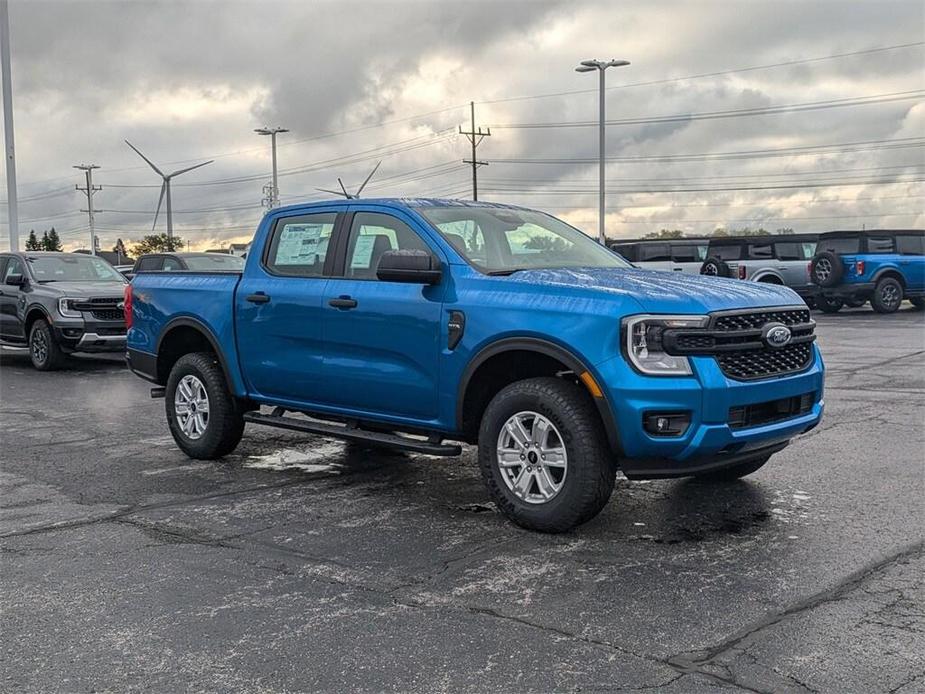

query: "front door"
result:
(234, 210), (339, 406)
(0, 257), (26, 342)
(322, 209), (445, 421)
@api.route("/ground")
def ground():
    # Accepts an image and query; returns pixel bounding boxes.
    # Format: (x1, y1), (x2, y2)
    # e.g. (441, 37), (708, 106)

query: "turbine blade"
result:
(169, 159), (214, 178)
(316, 187), (347, 196)
(152, 181), (166, 231)
(337, 178), (350, 198)
(355, 160), (381, 197)
(124, 140), (164, 177)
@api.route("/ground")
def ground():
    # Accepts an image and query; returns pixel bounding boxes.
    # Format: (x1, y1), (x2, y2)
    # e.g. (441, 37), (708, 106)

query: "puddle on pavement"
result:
(244, 442), (345, 474)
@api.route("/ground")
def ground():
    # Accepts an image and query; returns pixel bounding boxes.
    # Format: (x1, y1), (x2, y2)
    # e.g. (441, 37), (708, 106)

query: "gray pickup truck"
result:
(0, 252), (127, 370)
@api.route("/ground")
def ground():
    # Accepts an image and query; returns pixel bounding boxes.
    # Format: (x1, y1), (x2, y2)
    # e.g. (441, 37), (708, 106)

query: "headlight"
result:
(57, 298), (82, 318)
(622, 315), (708, 376)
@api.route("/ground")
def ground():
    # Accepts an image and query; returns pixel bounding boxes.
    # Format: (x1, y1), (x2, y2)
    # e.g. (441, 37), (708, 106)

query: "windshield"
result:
(182, 254), (245, 271)
(418, 206), (631, 274)
(28, 255), (125, 283)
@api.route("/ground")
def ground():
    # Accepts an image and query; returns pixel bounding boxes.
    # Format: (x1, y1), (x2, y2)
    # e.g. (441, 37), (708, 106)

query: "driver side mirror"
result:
(5, 273), (24, 287)
(376, 249), (442, 284)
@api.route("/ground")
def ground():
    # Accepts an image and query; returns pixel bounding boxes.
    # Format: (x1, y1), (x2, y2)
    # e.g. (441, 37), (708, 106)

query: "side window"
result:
(896, 235), (924, 256)
(345, 212), (429, 280)
(638, 244), (669, 262)
(266, 212), (337, 277)
(670, 245), (699, 262)
(4, 257), (23, 282)
(711, 244), (742, 261)
(0, 257), (8, 280)
(612, 244), (636, 262)
(137, 257), (162, 271)
(162, 257), (182, 271)
(867, 235), (895, 254)
(774, 242), (805, 261)
(747, 243), (774, 260)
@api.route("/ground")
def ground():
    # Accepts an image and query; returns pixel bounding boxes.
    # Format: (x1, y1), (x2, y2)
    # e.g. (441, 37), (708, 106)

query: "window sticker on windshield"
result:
(351, 235), (377, 268)
(276, 225), (322, 265)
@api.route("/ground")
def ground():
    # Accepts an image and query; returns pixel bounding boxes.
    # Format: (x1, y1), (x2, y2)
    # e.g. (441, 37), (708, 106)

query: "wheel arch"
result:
(156, 317), (235, 391)
(753, 270), (784, 284)
(872, 266), (907, 289)
(24, 303), (53, 336)
(456, 337), (621, 454)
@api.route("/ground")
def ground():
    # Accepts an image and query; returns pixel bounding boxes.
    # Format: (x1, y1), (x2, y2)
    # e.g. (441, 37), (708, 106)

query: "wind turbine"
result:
(124, 140), (213, 240)
(316, 161), (381, 199)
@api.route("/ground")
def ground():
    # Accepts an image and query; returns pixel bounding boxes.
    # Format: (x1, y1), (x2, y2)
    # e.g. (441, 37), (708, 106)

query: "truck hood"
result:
(507, 267), (801, 313)
(35, 281), (126, 298)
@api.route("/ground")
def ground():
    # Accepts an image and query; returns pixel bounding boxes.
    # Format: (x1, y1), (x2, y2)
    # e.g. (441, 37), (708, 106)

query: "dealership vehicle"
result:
(609, 238), (709, 274)
(0, 252), (127, 370)
(700, 234), (818, 299)
(809, 230), (925, 313)
(124, 252), (245, 279)
(126, 199), (824, 532)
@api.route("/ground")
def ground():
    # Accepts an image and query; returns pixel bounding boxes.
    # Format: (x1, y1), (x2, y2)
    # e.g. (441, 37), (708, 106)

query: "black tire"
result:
(700, 256), (732, 278)
(810, 251), (843, 287)
(165, 352), (245, 459)
(910, 297), (925, 311)
(844, 297), (867, 308)
(693, 454), (771, 482)
(29, 319), (66, 371)
(478, 377), (615, 533)
(870, 277), (903, 314)
(815, 295), (843, 313)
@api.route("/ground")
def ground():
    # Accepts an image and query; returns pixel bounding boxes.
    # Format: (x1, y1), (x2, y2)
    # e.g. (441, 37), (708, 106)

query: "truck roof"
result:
(272, 197), (532, 215)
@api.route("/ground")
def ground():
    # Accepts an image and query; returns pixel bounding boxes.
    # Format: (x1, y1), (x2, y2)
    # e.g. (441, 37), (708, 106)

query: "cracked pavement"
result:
(1, 307), (923, 692)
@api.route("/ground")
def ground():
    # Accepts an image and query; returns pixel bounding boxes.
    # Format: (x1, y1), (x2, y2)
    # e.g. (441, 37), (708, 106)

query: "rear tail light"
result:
(856, 260), (865, 275)
(738, 265), (747, 280)
(123, 283), (133, 329)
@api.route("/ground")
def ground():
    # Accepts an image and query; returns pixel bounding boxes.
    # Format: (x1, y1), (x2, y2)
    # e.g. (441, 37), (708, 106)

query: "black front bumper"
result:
(619, 441), (791, 480)
(54, 321), (126, 353)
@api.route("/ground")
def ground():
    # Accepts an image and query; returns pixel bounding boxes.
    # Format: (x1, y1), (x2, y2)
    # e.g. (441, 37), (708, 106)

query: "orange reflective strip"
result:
(579, 371), (604, 399)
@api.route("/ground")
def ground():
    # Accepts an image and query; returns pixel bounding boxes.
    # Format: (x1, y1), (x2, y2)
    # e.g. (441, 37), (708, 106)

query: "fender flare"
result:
(871, 266), (906, 288)
(156, 316), (236, 391)
(752, 270), (784, 284)
(456, 336), (622, 455)
(23, 302), (53, 329)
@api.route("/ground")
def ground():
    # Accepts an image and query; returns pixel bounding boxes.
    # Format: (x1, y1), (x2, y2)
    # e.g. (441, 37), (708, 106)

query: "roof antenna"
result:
(316, 161), (381, 199)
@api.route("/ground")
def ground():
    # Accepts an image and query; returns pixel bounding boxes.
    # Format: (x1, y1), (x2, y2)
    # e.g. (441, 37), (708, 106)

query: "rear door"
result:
(669, 243), (704, 274)
(320, 207), (445, 420)
(773, 241), (811, 287)
(234, 209), (339, 405)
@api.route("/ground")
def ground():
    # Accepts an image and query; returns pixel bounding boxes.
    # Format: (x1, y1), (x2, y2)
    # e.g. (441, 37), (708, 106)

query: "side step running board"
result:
(243, 410), (462, 457)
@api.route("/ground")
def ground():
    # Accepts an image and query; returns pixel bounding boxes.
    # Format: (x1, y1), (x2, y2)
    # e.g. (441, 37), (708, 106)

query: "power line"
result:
(478, 41), (925, 105)
(489, 90), (925, 129)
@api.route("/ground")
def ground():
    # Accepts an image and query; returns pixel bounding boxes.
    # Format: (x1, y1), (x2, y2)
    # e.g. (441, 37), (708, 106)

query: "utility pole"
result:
(1, 0), (19, 251)
(255, 126), (288, 208)
(575, 58), (630, 245)
(459, 101), (490, 201)
(74, 164), (101, 255)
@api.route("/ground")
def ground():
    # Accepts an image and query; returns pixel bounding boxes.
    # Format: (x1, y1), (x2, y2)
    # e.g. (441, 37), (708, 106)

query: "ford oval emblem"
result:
(763, 323), (792, 349)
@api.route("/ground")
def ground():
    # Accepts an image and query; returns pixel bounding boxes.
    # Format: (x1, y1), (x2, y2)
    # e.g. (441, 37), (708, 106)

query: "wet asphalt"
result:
(1, 307), (923, 693)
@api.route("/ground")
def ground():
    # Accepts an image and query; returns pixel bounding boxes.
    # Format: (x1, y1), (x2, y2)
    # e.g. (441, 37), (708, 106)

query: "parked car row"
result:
(610, 229), (925, 314)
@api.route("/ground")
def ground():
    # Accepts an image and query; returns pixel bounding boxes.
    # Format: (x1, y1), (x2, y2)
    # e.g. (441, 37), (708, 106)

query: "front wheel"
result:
(693, 454), (771, 482)
(478, 377), (615, 533)
(29, 319), (66, 371)
(871, 277), (903, 314)
(165, 352), (245, 459)
(815, 295), (844, 313)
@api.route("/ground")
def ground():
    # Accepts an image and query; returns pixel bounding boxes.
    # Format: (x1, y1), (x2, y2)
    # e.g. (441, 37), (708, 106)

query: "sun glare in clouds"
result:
(109, 85), (269, 126)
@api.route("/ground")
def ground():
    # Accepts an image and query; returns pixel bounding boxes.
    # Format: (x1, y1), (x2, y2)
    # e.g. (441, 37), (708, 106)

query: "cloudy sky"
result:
(1, 0), (923, 252)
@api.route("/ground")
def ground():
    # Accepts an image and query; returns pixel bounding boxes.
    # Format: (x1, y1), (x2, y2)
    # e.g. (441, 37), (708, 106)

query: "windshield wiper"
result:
(486, 268), (531, 276)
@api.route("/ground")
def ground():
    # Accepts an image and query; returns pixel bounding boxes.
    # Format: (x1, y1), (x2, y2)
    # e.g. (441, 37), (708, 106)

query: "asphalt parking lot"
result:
(1, 307), (923, 693)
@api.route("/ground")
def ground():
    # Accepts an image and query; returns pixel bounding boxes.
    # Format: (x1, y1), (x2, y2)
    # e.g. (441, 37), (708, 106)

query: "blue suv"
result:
(810, 230), (925, 313)
(126, 199), (825, 532)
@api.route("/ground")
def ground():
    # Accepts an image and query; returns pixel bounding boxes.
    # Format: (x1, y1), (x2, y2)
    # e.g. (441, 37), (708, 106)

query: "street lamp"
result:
(575, 58), (630, 245)
(255, 126), (289, 208)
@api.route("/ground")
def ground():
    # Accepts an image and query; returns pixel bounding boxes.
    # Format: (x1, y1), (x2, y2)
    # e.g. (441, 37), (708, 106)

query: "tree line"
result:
(23, 230), (186, 258)
(643, 227), (796, 239)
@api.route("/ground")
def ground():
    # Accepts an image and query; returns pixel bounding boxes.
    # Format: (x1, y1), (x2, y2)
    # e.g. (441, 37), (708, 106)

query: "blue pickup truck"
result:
(126, 199), (824, 532)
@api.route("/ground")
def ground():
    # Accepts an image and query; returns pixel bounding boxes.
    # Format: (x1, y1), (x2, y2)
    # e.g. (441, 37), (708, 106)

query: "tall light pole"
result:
(1, 0), (19, 251)
(576, 58), (630, 245)
(255, 126), (288, 208)
(74, 164), (101, 254)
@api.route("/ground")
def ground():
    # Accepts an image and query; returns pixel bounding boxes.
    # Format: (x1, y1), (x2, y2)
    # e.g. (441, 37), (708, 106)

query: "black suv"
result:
(0, 252), (127, 370)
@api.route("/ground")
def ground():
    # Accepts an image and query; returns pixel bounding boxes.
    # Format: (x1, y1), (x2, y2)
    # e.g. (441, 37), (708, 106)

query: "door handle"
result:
(673, 267), (683, 271)
(329, 296), (358, 309)
(246, 293), (271, 304)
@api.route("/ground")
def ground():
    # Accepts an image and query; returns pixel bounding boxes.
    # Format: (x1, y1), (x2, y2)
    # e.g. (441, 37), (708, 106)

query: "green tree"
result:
(644, 229), (685, 239)
(45, 227), (63, 251)
(25, 230), (41, 250)
(41, 230), (50, 250)
(130, 233), (186, 256)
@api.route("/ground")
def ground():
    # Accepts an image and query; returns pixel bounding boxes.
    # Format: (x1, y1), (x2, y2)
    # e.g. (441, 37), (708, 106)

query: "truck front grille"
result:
(90, 309), (124, 322)
(664, 306), (816, 381)
(71, 297), (124, 323)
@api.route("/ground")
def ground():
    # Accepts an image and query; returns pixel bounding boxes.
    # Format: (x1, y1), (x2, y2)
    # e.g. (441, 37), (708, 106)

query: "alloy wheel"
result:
(496, 411), (568, 504)
(31, 329), (48, 365)
(174, 374), (210, 440)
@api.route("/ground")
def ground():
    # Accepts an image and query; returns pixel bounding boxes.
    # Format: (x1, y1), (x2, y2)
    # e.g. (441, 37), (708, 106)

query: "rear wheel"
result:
(29, 319), (66, 371)
(815, 295), (843, 313)
(693, 454), (771, 482)
(478, 377), (615, 533)
(871, 277), (903, 314)
(165, 352), (245, 459)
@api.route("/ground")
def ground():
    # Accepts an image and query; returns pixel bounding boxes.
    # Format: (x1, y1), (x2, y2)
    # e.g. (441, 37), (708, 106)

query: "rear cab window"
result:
(897, 234), (924, 255)
(265, 212), (338, 277)
(866, 235), (895, 254)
